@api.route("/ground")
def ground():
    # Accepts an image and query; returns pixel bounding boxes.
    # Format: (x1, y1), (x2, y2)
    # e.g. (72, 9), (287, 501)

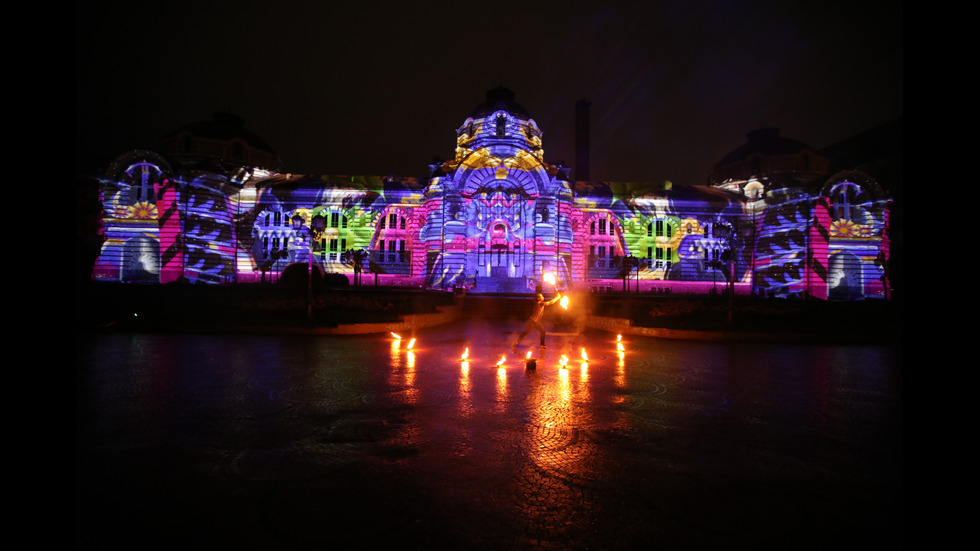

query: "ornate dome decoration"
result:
(447, 88), (556, 198)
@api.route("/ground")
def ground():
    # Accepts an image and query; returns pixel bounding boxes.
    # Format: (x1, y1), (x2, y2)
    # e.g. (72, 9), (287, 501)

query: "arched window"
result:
(832, 182), (861, 221)
(648, 218), (674, 238)
(122, 161), (164, 204)
(586, 214), (621, 276)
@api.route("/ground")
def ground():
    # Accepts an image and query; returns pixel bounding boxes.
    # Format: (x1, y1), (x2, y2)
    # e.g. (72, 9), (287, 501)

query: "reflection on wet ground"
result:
(76, 320), (902, 550)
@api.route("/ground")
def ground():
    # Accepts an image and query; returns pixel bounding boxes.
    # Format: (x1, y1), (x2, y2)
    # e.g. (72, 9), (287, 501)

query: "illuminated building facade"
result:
(91, 88), (893, 299)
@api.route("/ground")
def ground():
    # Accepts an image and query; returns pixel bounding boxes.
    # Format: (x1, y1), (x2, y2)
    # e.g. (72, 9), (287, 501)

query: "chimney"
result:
(575, 99), (590, 181)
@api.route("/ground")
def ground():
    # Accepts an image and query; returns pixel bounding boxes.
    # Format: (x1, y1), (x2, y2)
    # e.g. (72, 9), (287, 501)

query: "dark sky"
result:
(76, 1), (902, 185)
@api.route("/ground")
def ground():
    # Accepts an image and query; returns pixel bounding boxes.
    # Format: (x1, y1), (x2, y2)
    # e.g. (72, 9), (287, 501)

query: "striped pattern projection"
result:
(156, 178), (184, 283)
(807, 197), (831, 300)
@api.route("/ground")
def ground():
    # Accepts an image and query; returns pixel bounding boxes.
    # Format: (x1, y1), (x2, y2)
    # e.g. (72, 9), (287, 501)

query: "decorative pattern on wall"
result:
(91, 92), (892, 300)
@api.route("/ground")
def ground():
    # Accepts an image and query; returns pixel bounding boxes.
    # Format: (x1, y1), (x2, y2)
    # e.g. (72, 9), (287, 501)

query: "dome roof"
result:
(715, 128), (813, 166)
(709, 127), (830, 187)
(164, 112), (277, 155)
(468, 87), (531, 120)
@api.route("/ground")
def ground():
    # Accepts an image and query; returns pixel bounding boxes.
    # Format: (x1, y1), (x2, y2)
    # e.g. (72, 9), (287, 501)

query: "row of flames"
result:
(390, 333), (416, 349)
(393, 333), (628, 369)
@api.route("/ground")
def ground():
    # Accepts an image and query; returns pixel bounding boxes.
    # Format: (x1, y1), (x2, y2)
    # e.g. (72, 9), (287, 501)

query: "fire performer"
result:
(512, 286), (563, 351)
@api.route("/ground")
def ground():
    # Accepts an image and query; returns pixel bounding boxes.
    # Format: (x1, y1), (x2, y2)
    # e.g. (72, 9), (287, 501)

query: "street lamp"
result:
(292, 212), (327, 320)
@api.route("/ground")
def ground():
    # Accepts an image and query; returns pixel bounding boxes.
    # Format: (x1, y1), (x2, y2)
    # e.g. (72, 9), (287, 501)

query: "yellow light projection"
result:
(459, 148), (502, 171)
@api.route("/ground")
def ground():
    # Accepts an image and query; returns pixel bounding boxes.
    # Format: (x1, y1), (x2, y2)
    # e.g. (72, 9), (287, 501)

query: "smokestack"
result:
(575, 99), (590, 182)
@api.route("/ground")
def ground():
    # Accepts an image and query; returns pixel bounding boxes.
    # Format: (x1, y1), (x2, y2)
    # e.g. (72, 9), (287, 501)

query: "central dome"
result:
(445, 88), (548, 179)
(468, 87), (530, 120)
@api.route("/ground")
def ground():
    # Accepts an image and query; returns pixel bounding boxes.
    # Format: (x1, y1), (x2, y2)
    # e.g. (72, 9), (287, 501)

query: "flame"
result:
(580, 348), (588, 361)
(559, 354), (568, 367)
(617, 342), (625, 352)
(616, 334), (622, 342)
(497, 355), (506, 367)
(391, 332), (402, 340)
(461, 347), (469, 360)
(525, 351), (532, 360)
(559, 295), (569, 310)
(543, 272), (556, 285)
(407, 338), (416, 350)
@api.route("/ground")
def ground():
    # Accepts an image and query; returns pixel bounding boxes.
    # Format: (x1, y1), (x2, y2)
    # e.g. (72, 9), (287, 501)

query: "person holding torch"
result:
(513, 272), (565, 351)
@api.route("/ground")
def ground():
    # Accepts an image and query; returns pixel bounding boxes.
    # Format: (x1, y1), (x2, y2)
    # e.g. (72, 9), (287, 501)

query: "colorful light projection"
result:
(97, 165), (886, 299)
(93, 156), (764, 293)
(92, 91), (891, 301)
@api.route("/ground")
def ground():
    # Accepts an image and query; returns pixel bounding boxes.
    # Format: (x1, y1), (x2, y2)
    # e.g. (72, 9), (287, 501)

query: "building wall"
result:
(91, 104), (892, 300)
(92, 154), (890, 300)
(93, 156), (755, 293)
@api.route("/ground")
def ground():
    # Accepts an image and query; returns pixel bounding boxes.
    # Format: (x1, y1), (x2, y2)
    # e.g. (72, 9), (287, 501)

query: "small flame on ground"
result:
(559, 354), (569, 367)
(526, 351), (532, 360)
(497, 355), (506, 367)
(407, 338), (416, 350)
(391, 332), (401, 339)
(580, 348), (588, 361)
(461, 347), (469, 360)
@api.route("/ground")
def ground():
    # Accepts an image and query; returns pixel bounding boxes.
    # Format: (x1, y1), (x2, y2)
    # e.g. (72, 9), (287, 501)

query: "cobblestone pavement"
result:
(75, 320), (903, 550)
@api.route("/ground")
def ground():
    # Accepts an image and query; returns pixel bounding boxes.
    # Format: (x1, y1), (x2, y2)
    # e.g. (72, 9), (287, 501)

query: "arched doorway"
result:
(829, 251), (864, 299)
(479, 221), (519, 279)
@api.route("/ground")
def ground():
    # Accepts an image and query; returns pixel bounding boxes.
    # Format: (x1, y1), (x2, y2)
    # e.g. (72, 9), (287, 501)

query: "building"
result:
(90, 88), (895, 300)
(709, 127), (895, 299)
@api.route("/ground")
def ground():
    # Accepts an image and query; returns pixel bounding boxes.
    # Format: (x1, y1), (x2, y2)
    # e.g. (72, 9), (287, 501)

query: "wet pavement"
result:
(75, 319), (903, 550)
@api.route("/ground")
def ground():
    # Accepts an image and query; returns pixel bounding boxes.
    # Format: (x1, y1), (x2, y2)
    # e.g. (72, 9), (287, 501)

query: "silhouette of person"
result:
(513, 287), (561, 351)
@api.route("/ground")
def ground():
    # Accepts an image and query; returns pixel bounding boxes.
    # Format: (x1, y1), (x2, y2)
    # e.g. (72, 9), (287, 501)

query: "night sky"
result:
(76, 1), (902, 185)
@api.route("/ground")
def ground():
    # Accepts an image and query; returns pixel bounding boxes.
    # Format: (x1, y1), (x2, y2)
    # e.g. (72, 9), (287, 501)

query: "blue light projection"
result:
(92, 90), (891, 300)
